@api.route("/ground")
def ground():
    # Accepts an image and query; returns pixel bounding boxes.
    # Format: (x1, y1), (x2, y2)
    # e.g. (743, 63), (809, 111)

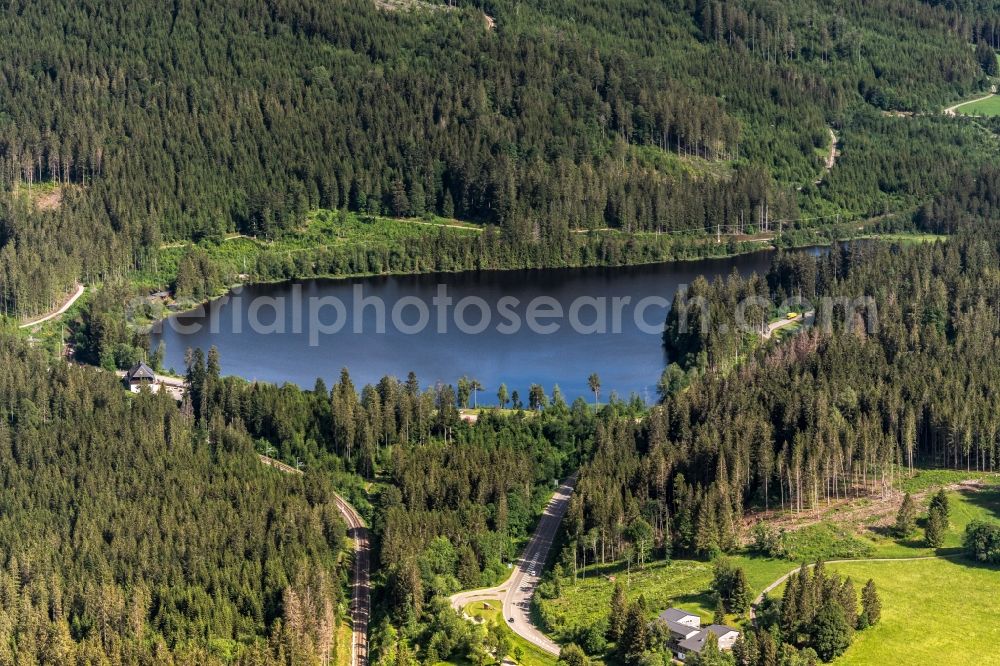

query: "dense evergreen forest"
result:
(569, 229), (1000, 577)
(19, 228), (1000, 660)
(59, 223), (1000, 666)
(155, 345), (619, 665)
(3, 0), (1000, 316)
(0, 338), (348, 664)
(7, 0), (1000, 663)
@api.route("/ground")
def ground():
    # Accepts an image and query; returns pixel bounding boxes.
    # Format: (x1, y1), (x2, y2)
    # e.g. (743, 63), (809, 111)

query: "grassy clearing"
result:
(896, 468), (1000, 493)
(631, 144), (735, 180)
(11, 180), (71, 211)
(757, 472), (1000, 560)
(776, 481), (1000, 560)
(548, 476), (1000, 656)
(854, 232), (948, 244)
(463, 600), (557, 666)
(131, 210), (480, 293)
(956, 93), (1000, 116)
(543, 555), (792, 640)
(828, 558), (1000, 665)
(779, 523), (876, 561)
(855, 481), (1000, 558)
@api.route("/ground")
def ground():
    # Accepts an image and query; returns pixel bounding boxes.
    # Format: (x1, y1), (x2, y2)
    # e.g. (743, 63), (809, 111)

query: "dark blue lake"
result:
(150, 249), (782, 403)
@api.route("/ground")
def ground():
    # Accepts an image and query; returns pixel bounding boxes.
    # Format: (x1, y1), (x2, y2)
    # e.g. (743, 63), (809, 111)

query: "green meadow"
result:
(956, 93), (1000, 116)
(829, 558), (1000, 666)
(547, 474), (1000, 661)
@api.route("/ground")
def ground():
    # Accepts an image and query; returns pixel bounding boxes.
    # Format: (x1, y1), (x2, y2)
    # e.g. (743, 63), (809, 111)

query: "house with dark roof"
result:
(656, 608), (740, 661)
(124, 362), (156, 392)
(658, 608), (702, 642)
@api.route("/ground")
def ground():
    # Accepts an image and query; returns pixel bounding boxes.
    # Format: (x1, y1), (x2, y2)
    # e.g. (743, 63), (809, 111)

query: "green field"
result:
(896, 469), (1000, 493)
(829, 558), (1000, 665)
(955, 93), (1000, 116)
(540, 554), (793, 641)
(547, 477), (1000, 659)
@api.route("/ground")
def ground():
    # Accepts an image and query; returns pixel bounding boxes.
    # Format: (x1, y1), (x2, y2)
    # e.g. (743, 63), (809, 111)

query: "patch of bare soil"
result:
(375, 0), (447, 13)
(374, 0), (494, 29)
(34, 188), (63, 211)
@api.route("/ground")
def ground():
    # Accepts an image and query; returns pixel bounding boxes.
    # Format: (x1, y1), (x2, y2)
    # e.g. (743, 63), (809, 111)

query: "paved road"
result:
(451, 475), (578, 656)
(19, 283), (84, 329)
(763, 310), (815, 340)
(258, 455), (370, 666)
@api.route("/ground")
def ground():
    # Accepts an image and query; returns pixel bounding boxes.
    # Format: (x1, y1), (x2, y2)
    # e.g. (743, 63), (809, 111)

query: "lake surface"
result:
(150, 250), (783, 403)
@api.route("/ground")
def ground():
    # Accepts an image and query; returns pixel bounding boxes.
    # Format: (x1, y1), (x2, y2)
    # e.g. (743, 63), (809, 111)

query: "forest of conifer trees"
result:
(2, 0), (1000, 317)
(6, 0), (1000, 664)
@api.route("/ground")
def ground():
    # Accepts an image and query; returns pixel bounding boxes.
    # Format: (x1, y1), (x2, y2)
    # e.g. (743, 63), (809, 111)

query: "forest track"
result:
(944, 92), (996, 116)
(814, 128), (838, 185)
(258, 455), (370, 666)
(750, 552), (964, 620)
(450, 475), (578, 656)
(18, 284), (84, 329)
(399, 218), (483, 231)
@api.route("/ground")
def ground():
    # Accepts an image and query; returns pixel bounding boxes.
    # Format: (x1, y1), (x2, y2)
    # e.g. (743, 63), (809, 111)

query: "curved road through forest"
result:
(259, 455), (370, 666)
(450, 475), (578, 656)
(19, 283), (84, 329)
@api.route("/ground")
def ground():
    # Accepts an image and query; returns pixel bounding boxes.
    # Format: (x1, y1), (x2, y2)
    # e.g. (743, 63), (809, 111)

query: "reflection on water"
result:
(151, 250), (782, 402)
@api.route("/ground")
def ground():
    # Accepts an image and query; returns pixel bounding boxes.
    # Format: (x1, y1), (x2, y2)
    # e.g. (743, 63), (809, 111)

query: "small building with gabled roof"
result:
(124, 362), (156, 392)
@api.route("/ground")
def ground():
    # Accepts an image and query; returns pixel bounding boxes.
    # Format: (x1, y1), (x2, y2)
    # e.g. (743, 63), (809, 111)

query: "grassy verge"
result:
(335, 617), (353, 666)
(463, 600), (557, 666)
(853, 232), (947, 244)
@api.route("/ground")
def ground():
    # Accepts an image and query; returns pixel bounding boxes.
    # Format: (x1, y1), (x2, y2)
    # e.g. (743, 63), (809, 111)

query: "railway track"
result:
(258, 455), (370, 666)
